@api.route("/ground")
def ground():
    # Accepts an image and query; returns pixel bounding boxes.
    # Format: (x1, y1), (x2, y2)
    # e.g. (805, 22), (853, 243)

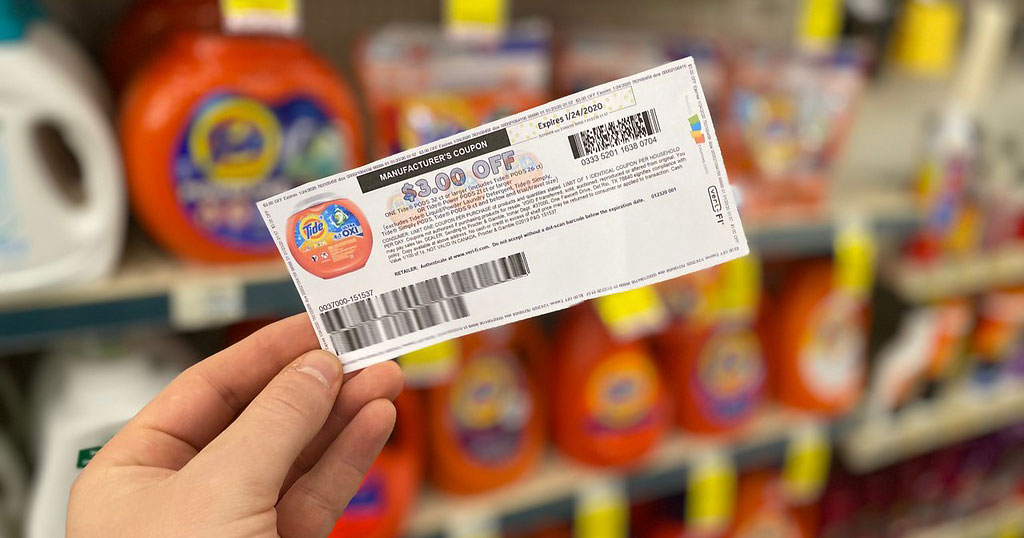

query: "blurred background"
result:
(1, 0), (1024, 537)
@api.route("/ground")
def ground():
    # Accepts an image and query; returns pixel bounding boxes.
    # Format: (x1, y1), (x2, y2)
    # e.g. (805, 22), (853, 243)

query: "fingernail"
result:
(296, 351), (342, 388)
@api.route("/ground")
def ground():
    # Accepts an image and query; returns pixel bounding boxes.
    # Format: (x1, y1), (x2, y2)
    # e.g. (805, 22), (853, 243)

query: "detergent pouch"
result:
(260, 58), (749, 372)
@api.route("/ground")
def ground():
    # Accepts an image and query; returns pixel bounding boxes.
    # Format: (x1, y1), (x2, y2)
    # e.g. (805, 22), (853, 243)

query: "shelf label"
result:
(398, 339), (460, 387)
(716, 255), (760, 316)
(220, 0), (301, 35)
(575, 477), (628, 538)
(444, 0), (507, 40)
(447, 512), (500, 538)
(834, 219), (877, 299)
(782, 422), (831, 504)
(797, 0), (843, 51)
(594, 287), (669, 341)
(170, 278), (246, 330)
(687, 451), (736, 535)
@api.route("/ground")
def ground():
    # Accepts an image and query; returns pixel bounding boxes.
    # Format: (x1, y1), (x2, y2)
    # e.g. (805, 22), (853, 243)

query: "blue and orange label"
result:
(585, 350), (660, 433)
(449, 354), (531, 465)
(176, 94), (347, 248)
(293, 204), (365, 249)
(692, 326), (764, 423)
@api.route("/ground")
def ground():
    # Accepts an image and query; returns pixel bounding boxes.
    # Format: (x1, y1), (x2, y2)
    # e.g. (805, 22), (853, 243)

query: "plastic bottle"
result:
(0, 0), (125, 295)
(764, 260), (867, 415)
(726, 471), (815, 538)
(425, 324), (545, 494)
(105, 0), (221, 92)
(329, 390), (424, 538)
(120, 29), (364, 262)
(551, 303), (669, 467)
(25, 333), (190, 538)
(655, 259), (766, 435)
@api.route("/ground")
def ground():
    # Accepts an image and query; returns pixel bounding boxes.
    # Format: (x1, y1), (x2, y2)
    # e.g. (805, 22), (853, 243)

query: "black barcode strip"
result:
(321, 253), (530, 353)
(568, 108), (661, 159)
(329, 296), (471, 353)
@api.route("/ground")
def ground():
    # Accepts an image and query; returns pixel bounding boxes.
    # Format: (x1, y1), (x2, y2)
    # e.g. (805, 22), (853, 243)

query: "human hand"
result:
(67, 314), (404, 538)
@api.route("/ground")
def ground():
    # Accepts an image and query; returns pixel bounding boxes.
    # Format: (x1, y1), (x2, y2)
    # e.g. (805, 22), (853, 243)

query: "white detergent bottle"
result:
(0, 0), (124, 296)
(25, 333), (189, 538)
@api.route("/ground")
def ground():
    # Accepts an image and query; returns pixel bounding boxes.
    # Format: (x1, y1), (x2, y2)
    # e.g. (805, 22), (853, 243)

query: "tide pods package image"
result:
(260, 57), (748, 372)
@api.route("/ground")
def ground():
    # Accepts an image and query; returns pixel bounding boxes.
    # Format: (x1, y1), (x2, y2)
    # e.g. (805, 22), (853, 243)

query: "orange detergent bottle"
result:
(120, 31), (363, 262)
(551, 303), (669, 467)
(286, 194), (373, 279)
(764, 260), (868, 415)
(329, 390), (424, 538)
(726, 471), (816, 538)
(105, 0), (220, 92)
(655, 259), (766, 435)
(425, 323), (545, 494)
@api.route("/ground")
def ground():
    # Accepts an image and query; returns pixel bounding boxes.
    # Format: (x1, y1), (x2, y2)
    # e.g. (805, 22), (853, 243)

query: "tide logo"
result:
(298, 215), (327, 242)
(688, 114), (706, 144)
(189, 96), (282, 184)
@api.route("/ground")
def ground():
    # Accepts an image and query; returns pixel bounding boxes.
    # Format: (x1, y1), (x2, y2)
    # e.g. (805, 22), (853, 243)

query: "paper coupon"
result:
(259, 57), (748, 372)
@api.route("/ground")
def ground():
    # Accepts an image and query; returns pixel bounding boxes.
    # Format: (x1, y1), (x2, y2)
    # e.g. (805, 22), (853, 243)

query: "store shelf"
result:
(887, 246), (1024, 303)
(749, 187), (916, 258)
(842, 380), (1024, 472)
(404, 407), (849, 538)
(0, 191), (916, 351)
(906, 498), (1024, 538)
(0, 238), (300, 350)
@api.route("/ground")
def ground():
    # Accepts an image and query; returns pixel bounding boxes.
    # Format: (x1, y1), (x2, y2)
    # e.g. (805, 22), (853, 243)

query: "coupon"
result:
(259, 57), (747, 372)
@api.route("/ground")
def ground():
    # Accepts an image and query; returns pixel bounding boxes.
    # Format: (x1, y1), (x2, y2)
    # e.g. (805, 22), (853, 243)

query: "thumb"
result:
(184, 349), (344, 495)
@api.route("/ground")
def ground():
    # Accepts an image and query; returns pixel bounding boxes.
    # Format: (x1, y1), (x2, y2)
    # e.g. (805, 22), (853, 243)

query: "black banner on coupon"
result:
(356, 129), (512, 194)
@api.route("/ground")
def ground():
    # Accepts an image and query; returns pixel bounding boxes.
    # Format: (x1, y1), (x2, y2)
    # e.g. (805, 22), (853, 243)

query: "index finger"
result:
(99, 314), (322, 469)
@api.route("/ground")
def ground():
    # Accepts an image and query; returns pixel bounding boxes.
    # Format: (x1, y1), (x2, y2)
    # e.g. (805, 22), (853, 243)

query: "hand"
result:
(67, 314), (404, 538)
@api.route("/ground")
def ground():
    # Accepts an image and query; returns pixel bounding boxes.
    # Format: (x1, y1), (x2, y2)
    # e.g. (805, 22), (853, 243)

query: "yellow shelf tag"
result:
(594, 287), (668, 341)
(575, 478), (628, 538)
(996, 522), (1024, 538)
(220, 0), (301, 35)
(717, 255), (760, 317)
(687, 451), (737, 535)
(834, 220), (877, 299)
(782, 423), (831, 504)
(398, 339), (460, 387)
(444, 0), (508, 41)
(797, 0), (843, 51)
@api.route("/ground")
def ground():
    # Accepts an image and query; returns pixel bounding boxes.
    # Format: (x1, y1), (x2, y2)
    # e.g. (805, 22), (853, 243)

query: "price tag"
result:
(834, 219), (877, 299)
(716, 255), (760, 317)
(447, 512), (500, 538)
(220, 0), (300, 35)
(687, 451), (737, 536)
(996, 521), (1024, 538)
(444, 0), (508, 40)
(594, 287), (668, 341)
(575, 478), (628, 538)
(782, 422), (831, 504)
(797, 0), (843, 51)
(398, 339), (460, 387)
(170, 278), (246, 330)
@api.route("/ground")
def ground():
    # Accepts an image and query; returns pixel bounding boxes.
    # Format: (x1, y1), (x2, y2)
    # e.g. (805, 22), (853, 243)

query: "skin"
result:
(66, 314), (405, 538)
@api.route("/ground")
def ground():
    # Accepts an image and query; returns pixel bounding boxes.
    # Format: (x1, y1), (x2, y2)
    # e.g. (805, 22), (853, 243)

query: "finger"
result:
(99, 315), (319, 469)
(281, 360), (403, 494)
(184, 349), (343, 495)
(277, 399), (397, 538)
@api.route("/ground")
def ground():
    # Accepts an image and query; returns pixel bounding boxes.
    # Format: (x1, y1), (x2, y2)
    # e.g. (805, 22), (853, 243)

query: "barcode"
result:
(568, 108), (662, 159)
(320, 252), (531, 353)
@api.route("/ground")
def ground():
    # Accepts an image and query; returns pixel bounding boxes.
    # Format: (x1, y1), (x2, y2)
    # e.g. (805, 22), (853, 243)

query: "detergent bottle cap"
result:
(0, 0), (38, 41)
